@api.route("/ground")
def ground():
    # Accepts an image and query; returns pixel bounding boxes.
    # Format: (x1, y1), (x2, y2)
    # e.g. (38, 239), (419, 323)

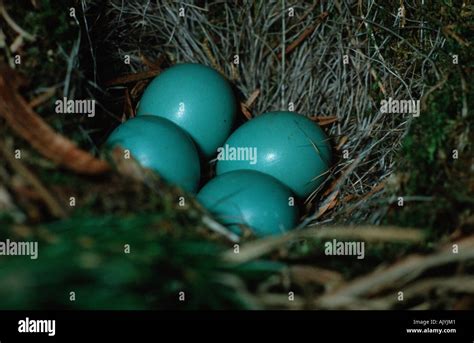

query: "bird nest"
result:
(2, 0), (468, 311)
(97, 0), (441, 227)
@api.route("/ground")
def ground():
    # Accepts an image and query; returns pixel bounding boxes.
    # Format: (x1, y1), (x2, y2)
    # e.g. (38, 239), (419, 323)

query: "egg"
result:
(197, 170), (298, 237)
(136, 63), (236, 158)
(216, 111), (332, 198)
(106, 115), (200, 193)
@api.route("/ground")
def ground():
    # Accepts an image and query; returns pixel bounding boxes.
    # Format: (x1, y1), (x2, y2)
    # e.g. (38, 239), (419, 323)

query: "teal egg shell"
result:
(106, 116), (200, 193)
(136, 63), (237, 158)
(216, 111), (332, 198)
(197, 170), (298, 237)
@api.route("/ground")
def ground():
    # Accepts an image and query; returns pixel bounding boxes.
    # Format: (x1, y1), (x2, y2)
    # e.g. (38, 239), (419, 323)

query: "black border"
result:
(0, 310), (472, 342)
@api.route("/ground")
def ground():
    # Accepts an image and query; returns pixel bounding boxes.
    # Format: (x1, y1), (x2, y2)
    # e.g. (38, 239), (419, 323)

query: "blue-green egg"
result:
(106, 115), (200, 193)
(197, 170), (298, 237)
(216, 111), (332, 198)
(137, 63), (236, 158)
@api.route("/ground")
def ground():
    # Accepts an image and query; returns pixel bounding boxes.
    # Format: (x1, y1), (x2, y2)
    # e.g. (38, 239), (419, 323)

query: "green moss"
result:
(8, 0), (78, 88)
(384, 2), (473, 235)
(0, 209), (272, 309)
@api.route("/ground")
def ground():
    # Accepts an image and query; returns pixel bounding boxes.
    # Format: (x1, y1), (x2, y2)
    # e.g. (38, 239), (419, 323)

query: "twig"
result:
(290, 265), (344, 289)
(245, 89), (260, 108)
(202, 215), (240, 243)
(316, 236), (474, 309)
(0, 66), (110, 175)
(140, 53), (166, 70)
(443, 25), (469, 46)
(202, 38), (225, 76)
(105, 69), (161, 86)
(309, 115), (338, 126)
(277, 12), (328, 60)
(240, 89), (261, 120)
(240, 103), (253, 120)
(344, 182), (385, 215)
(0, 141), (67, 218)
(420, 73), (448, 112)
(123, 88), (135, 120)
(223, 226), (425, 264)
(0, 0), (35, 41)
(336, 136), (348, 150)
(280, 0), (286, 109)
(360, 277), (474, 310)
(28, 87), (56, 108)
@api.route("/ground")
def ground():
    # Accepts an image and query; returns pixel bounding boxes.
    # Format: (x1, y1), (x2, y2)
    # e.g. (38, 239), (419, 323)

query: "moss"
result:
(7, 0), (77, 88)
(384, 2), (473, 235)
(0, 209), (269, 309)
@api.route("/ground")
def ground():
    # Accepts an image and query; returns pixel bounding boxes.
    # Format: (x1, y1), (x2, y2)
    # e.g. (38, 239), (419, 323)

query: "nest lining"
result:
(93, 0), (444, 228)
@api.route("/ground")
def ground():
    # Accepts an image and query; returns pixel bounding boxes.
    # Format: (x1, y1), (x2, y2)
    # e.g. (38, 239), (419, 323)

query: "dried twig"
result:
(224, 226), (425, 264)
(240, 89), (261, 120)
(245, 89), (260, 108)
(123, 88), (135, 120)
(0, 141), (67, 218)
(277, 12), (328, 60)
(361, 277), (474, 310)
(316, 236), (474, 309)
(309, 115), (338, 126)
(105, 69), (161, 87)
(290, 265), (344, 290)
(0, 0), (35, 41)
(28, 87), (56, 108)
(202, 215), (240, 243)
(0, 66), (110, 175)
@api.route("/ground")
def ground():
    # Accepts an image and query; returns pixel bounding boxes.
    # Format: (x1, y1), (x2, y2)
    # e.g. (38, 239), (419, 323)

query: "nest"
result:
(96, 0), (443, 226)
(1, 1), (470, 311)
